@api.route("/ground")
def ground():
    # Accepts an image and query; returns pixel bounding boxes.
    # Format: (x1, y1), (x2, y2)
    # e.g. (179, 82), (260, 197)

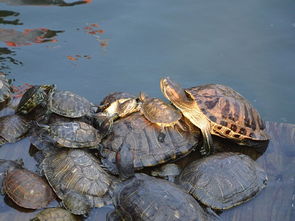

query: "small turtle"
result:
(16, 84), (55, 115)
(0, 114), (31, 146)
(42, 149), (116, 214)
(151, 163), (182, 182)
(0, 72), (12, 104)
(108, 173), (221, 221)
(176, 152), (268, 210)
(3, 168), (55, 209)
(31, 207), (80, 221)
(100, 112), (200, 176)
(139, 92), (183, 141)
(160, 77), (270, 155)
(48, 90), (96, 118)
(37, 121), (102, 148)
(98, 91), (141, 120)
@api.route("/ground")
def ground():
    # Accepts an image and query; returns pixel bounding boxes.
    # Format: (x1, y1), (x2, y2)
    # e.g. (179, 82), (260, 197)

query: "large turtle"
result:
(160, 77), (270, 155)
(108, 173), (221, 221)
(42, 149), (116, 215)
(176, 152), (268, 210)
(100, 112), (200, 177)
(16, 84), (55, 115)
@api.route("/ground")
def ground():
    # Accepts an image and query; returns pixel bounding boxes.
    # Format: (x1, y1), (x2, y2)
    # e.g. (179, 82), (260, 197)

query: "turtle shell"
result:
(31, 207), (80, 221)
(140, 96), (182, 125)
(111, 173), (220, 221)
(47, 121), (102, 148)
(3, 168), (55, 209)
(16, 84), (54, 114)
(176, 152), (267, 210)
(42, 149), (114, 209)
(0, 114), (31, 145)
(48, 90), (94, 118)
(0, 72), (12, 104)
(100, 112), (199, 174)
(186, 84), (269, 143)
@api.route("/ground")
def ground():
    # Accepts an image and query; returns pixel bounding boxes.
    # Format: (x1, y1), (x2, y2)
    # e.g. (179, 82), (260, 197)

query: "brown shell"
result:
(100, 91), (136, 106)
(100, 112), (199, 174)
(186, 84), (269, 142)
(141, 97), (182, 125)
(3, 168), (55, 209)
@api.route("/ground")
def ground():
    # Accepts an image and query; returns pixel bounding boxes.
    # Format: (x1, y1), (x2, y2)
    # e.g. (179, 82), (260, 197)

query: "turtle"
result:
(0, 72), (12, 104)
(150, 163), (182, 182)
(36, 121), (102, 149)
(160, 77), (270, 155)
(48, 90), (96, 118)
(139, 92), (183, 142)
(16, 84), (55, 115)
(176, 152), (268, 210)
(3, 168), (55, 209)
(107, 173), (221, 221)
(42, 149), (116, 215)
(0, 114), (31, 146)
(96, 91), (141, 124)
(100, 112), (200, 177)
(30, 207), (80, 221)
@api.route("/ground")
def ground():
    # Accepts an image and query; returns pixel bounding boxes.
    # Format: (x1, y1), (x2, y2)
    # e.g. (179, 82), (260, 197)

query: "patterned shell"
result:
(31, 207), (80, 221)
(0, 159), (23, 190)
(176, 152), (267, 210)
(0, 72), (12, 103)
(48, 121), (101, 148)
(100, 112), (199, 174)
(3, 168), (55, 209)
(0, 114), (31, 145)
(186, 84), (269, 142)
(16, 85), (54, 114)
(111, 173), (220, 221)
(141, 97), (182, 125)
(49, 90), (93, 118)
(42, 149), (114, 208)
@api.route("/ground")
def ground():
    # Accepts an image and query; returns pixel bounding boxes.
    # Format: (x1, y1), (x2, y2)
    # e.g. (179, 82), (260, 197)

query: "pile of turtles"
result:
(0, 73), (272, 220)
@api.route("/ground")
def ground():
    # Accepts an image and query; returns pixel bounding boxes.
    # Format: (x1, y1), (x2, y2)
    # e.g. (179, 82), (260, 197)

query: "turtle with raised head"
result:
(160, 77), (270, 155)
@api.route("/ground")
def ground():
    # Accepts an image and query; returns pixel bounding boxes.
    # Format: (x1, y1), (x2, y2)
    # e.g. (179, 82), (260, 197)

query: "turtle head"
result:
(160, 77), (194, 107)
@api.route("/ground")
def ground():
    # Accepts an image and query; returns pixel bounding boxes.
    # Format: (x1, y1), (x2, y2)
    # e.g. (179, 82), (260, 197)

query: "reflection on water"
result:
(0, 0), (91, 7)
(0, 47), (22, 70)
(0, 10), (22, 25)
(0, 28), (63, 47)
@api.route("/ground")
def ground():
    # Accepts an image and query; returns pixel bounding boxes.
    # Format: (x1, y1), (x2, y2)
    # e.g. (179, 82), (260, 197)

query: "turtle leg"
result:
(116, 143), (135, 180)
(183, 111), (214, 155)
